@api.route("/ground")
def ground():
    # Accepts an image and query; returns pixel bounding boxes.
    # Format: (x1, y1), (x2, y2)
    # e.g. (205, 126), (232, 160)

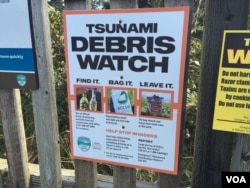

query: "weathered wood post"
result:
(30, 1), (62, 187)
(192, 0), (250, 187)
(231, 135), (250, 171)
(65, 0), (89, 10)
(154, 1), (192, 188)
(110, 0), (137, 8)
(0, 89), (30, 187)
(109, 1), (137, 187)
(64, 1), (98, 188)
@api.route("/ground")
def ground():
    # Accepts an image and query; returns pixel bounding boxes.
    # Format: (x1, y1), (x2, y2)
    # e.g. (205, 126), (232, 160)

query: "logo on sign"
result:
(17, 74), (27, 86)
(77, 137), (91, 152)
(118, 91), (129, 104)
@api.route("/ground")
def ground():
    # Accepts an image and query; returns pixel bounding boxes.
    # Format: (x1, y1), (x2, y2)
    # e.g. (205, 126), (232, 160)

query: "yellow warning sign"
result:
(213, 30), (250, 134)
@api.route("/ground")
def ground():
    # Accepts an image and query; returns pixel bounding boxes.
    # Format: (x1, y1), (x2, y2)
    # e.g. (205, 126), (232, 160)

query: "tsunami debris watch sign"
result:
(63, 7), (189, 174)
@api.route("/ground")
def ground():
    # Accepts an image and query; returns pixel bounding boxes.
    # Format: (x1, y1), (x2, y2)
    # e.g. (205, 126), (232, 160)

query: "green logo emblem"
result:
(118, 91), (128, 104)
(77, 137), (91, 152)
(17, 74), (27, 86)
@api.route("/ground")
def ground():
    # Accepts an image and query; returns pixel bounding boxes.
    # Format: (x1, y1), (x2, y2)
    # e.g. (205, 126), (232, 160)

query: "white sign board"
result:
(63, 7), (189, 174)
(0, 0), (38, 89)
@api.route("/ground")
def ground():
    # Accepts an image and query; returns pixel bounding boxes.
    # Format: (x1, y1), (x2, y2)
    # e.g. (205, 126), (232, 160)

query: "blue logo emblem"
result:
(77, 137), (91, 152)
(17, 74), (27, 86)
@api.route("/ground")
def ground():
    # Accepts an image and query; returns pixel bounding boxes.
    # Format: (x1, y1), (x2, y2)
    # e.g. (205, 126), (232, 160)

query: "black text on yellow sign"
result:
(213, 31), (250, 134)
(222, 32), (250, 68)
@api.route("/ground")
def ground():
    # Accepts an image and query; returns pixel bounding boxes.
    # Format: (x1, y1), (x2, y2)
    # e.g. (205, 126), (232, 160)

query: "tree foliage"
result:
(92, 0), (110, 9)
(48, 0), (64, 11)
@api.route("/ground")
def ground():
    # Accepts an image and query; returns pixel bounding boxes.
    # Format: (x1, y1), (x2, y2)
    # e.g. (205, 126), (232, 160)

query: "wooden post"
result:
(192, 1), (250, 188)
(0, 170), (3, 188)
(64, 1), (97, 188)
(231, 135), (250, 171)
(65, 0), (90, 10)
(30, 1), (62, 187)
(154, 1), (193, 188)
(0, 89), (30, 187)
(110, 0), (137, 8)
(109, 1), (137, 188)
(229, 2), (250, 172)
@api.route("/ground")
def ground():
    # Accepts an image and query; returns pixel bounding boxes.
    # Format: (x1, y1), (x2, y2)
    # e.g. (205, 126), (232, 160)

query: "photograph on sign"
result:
(106, 87), (136, 115)
(75, 86), (103, 112)
(140, 90), (172, 119)
(213, 31), (250, 134)
(63, 7), (189, 174)
(0, 0), (38, 89)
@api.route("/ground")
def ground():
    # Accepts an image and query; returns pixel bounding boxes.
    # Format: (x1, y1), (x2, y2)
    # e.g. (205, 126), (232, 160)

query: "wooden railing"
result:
(0, 159), (157, 188)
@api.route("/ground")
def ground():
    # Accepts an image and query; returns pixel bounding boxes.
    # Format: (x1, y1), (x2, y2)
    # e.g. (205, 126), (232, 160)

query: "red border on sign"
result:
(63, 6), (190, 175)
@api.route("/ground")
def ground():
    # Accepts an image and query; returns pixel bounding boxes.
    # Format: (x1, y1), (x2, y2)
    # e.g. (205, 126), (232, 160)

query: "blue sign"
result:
(0, 0), (38, 89)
